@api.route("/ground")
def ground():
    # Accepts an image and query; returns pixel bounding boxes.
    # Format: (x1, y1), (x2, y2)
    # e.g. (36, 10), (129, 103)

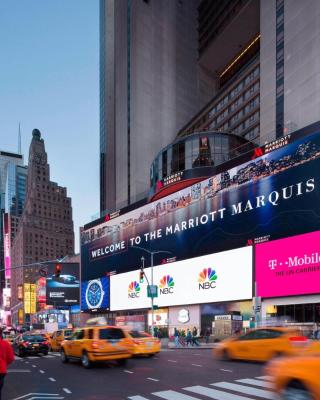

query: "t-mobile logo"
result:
(268, 259), (277, 270)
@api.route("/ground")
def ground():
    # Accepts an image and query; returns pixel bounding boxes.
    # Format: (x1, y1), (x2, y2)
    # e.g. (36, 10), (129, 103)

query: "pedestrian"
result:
(205, 327), (211, 344)
(0, 327), (14, 400)
(186, 330), (192, 346)
(192, 326), (199, 346)
(174, 328), (180, 348)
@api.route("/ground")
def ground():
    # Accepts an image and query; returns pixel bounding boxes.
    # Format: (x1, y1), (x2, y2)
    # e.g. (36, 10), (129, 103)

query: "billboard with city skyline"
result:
(81, 127), (320, 281)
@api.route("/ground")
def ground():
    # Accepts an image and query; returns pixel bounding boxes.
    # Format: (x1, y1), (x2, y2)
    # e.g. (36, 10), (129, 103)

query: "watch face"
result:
(85, 279), (104, 309)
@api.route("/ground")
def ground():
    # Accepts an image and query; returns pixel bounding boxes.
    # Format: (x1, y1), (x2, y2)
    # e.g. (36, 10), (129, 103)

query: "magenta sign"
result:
(256, 231), (320, 297)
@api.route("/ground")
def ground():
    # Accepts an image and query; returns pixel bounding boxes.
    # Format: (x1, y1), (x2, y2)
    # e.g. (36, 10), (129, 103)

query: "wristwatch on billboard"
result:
(85, 279), (105, 309)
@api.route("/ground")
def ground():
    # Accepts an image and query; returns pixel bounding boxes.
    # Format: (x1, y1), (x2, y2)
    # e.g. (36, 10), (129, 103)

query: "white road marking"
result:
(191, 364), (202, 367)
(220, 369), (233, 372)
(63, 388), (72, 394)
(27, 356), (39, 359)
(236, 378), (273, 389)
(211, 382), (274, 399)
(128, 396), (150, 400)
(256, 376), (273, 381)
(43, 355), (55, 358)
(124, 370), (134, 374)
(184, 385), (254, 400)
(11, 393), (61, 400)
(49, 377), (56, 382)
(147, 378), (159, 382)
(152, 390), (200, 399)
(39, 370), (45, 374)
(167, 360), (177, 363)
(192, 353), (201, 356)
(7, 369), (31, 373)
(32, 365), (37, 368)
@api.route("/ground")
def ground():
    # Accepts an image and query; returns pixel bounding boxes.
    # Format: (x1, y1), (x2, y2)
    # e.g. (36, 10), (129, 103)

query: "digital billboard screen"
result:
(81, 127), (320, 281)
(46, 263), (80, 306)
(81, 277), (110, 311)
(110, 246), (252, 311)
(256, 230), (320, 298)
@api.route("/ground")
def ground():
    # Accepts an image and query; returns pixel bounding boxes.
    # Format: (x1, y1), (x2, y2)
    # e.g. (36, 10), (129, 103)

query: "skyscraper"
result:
(10, 129), (74, 326)
(99, 0), (213, 214)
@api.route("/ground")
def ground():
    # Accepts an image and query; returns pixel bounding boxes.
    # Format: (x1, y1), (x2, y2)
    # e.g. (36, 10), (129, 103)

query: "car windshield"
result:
(129, 331), (150, 338)
(64, 330), (73, 337)
(22, 335), (45, 342)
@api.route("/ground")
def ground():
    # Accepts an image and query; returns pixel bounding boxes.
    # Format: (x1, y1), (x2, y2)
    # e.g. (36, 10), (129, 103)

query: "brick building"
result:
(10, 129), (74, 326)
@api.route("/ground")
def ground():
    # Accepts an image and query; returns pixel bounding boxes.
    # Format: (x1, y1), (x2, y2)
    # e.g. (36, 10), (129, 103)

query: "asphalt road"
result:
(4, 349), (274, 400)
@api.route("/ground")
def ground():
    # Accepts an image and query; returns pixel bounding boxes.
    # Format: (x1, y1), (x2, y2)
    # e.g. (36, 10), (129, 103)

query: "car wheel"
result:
(18, 348), (25, 358)
(81, 351), (91, 369)
(282, 382), (312, 400)
(117, 358), (128, 366)
(221, 349), (230, 361)
(61, 349), (69, 363)
(43, 350), (48, 356)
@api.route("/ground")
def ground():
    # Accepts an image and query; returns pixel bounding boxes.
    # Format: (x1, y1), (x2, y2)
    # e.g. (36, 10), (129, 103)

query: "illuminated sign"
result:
(24, 284), (36, 314)
(82, 127), (320, 282)
(256, 231), (320, 298)
(110, 246), (252, 311)
(3, 213), (11, 279)
(81, 277), (109, 311)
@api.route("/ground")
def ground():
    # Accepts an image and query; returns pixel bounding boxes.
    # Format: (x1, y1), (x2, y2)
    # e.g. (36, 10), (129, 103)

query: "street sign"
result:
(147, 285), (158, 298)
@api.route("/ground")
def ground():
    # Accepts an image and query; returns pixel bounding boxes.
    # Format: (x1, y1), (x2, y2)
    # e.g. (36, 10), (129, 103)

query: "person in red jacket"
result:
(0, 328), (14, 400)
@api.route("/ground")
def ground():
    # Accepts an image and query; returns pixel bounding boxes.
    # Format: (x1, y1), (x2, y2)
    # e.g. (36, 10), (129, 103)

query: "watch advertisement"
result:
(81, 277), (110, 311)
(46, 262), (80, 306)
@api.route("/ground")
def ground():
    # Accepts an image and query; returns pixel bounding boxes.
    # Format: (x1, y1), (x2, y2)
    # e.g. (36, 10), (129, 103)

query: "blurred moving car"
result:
(127, 330), (161, 356)
(13, 334), (49, 357)
(266, 356), (320, 399)
(214, 327), (308, 362)
(2, 330), (17, 345)
(60, 325), (133, 368)
(50, 329), (73, 351)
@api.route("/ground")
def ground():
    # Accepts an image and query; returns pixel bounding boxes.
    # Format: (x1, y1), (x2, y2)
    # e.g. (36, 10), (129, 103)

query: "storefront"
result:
(256, 231), (320, 332)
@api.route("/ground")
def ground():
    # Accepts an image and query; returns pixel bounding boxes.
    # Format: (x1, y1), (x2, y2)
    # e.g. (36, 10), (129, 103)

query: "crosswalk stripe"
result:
(236, 379), (273, 389)
(152, 390), (200, 400)
(255, 376), (273, 381)
(183, 385), (254, 400)
(43, 355), (55, 358)
(128, 396), (150, 400)
(211, 382), (274, 399)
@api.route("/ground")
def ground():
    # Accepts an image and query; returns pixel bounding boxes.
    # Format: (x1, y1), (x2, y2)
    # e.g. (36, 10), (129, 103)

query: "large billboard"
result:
(3, 213), (11, 279)
(45, 263), (80, 306)
(81, 277), (110, 311)
(81, 128), (320, 281)
(110, 247), (252, 311)
(24, 284), (36, 314)
(256, 230), (320, 298)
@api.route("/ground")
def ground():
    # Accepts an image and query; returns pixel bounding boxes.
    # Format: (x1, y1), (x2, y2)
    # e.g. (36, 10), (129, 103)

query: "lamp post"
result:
(132, 246), (171, 337)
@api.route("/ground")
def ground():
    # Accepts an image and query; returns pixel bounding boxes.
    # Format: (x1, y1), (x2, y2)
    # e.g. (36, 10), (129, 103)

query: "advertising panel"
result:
(3, 213), (11, 279)
(256, 230), (320, 298)
(81, 277), (110, 311)
(2, 288), (11, 311)
(24, 284), (36, 314)
(110, 246), (252, 311)
(82, 128), (320, 281)
(36, 277), (46, 303)
(45, 263), (80, 306)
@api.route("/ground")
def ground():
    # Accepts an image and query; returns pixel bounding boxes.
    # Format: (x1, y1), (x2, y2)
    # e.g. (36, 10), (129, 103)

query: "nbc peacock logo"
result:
(128, 281), (141, 298)
(159, 275), (175, 295)
(198, 268), (217, 290)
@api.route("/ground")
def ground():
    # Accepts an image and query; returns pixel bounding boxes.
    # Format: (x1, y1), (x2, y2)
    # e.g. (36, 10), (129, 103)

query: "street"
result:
(4, 349), (271, 400)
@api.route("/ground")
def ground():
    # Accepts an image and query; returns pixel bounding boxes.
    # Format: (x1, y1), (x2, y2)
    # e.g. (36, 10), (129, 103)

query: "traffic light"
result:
(139, 270), (144, 283)
(55, 263), (62, 278)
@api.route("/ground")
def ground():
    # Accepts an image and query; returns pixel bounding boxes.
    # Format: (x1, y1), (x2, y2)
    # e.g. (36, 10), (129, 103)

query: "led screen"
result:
(81, 277), (110, 311)
(81, 128), (320, 281)
(110, 246), (252, 311)
(256, 230), (320, 298)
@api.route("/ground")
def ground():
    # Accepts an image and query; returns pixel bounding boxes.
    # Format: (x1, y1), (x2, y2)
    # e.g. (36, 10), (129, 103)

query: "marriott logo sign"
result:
(268, 252), (320, 270)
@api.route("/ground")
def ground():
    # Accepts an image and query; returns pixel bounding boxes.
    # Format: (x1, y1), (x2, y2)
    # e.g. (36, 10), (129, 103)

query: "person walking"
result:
(186, 330), (192, 346)
(192, 326), (199, 346)
(205, 327), (211, 344)
(174, 328), (180, 348)
(0, 328), (14, 400)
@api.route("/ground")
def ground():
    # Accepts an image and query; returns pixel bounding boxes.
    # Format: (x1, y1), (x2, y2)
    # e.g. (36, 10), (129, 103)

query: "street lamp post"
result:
(132, 246), (171, 337)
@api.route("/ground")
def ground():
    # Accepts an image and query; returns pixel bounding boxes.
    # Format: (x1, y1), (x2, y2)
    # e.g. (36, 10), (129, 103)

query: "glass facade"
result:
(150, 131), (253, 188)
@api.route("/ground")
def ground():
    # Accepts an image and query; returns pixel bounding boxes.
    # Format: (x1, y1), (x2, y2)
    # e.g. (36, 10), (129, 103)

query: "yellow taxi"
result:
(49, 329), (73, 352)
(214, 327), (308, 362)
(127, 330), (161, 356)
(265, 356), (320, 399)
(60, 325), (133, 368)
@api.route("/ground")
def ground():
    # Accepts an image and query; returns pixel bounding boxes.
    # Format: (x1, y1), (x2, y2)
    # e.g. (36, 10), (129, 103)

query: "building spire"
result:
(18, 122), (22, 154)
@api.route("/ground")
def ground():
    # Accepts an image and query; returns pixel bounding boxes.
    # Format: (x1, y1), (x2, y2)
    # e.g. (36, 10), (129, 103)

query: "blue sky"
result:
(0, 0), (99, 252)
